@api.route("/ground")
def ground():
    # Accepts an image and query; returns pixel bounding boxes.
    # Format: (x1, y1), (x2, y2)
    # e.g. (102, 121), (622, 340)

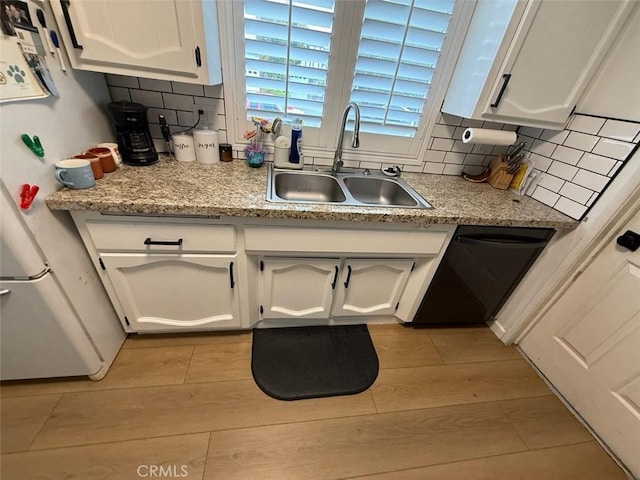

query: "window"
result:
(224, 0), (465, 160)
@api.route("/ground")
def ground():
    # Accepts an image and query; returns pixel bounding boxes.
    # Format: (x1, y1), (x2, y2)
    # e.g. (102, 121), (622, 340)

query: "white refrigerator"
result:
(0, 1), (126, 380)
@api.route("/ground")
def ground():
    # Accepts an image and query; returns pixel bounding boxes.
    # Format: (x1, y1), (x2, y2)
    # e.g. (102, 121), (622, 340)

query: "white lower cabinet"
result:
(100, 254), (240, 332)
(259, 258), (340, 319)
(332, 259), (414, 317)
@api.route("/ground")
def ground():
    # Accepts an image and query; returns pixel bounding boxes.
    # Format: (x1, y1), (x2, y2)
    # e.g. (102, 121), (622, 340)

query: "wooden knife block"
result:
(488, 155), (514, 190)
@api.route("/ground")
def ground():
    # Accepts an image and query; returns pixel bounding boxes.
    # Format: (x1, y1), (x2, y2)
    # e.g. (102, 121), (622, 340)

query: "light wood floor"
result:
(0, 324), (627, 480)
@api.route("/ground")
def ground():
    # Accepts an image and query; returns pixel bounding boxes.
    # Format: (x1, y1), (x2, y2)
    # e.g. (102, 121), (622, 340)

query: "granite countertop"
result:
(46, 155), (578, 229)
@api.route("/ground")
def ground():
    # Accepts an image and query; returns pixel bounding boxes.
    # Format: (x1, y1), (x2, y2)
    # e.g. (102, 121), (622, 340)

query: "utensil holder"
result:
(488, 155), (514, 190)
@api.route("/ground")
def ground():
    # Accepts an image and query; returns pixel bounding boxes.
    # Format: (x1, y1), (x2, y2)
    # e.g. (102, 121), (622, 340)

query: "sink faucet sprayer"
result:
(332, 102), (360, 173)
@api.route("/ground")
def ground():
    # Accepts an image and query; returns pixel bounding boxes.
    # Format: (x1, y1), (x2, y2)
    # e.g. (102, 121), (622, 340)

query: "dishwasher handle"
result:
(456, 234), (548, 249)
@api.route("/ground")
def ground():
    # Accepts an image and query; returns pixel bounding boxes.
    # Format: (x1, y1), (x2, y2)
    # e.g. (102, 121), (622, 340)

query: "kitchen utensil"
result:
(49, 31), (66, 72)
(107, 101), (158, 165)
(506, 142), (526, 163)
(36, 9), (55, 54)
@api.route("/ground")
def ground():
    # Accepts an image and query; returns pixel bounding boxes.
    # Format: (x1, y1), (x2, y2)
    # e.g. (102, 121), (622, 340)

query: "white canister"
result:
(97, 142), (122, 166)
(193, 129), (220, 164)
(172, 133), (196, 162)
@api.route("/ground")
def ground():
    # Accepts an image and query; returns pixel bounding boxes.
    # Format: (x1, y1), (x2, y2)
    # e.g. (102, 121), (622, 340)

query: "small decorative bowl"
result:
(246, 150), (265, 168)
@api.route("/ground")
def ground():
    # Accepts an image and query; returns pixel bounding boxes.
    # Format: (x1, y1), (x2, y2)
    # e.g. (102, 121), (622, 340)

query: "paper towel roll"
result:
(462, 128), (517, 146)
(172, 134), (196, 162)
(193, 129), (220, 164)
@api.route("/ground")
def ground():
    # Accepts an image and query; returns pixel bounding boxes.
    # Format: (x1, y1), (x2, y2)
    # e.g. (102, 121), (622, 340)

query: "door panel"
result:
(67, 0), (197, 74)
(521, 208), (640, 476)
(332, 259), (414, 317)
(259, 258), (340, 319)
(102, 254), (239, 331)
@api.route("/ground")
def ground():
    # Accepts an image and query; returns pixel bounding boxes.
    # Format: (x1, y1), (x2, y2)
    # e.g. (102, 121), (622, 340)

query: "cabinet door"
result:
(332, 259), (414, 317)
(259, 258), (340, 319)
(483, 0), (633, 127)
(52, 0), (200, 78)
(101, 254), (239, 332)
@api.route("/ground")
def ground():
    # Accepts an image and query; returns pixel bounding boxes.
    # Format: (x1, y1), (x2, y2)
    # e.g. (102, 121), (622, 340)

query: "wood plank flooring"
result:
(0, 324), (627, 480)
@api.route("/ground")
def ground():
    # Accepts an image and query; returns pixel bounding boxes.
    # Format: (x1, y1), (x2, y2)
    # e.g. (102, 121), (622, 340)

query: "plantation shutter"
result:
(351, 0), (455, 137)
(243, 0), (335, 127)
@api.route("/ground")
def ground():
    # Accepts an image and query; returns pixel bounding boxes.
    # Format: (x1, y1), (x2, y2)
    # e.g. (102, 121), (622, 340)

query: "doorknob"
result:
(616, 230), (640, 251)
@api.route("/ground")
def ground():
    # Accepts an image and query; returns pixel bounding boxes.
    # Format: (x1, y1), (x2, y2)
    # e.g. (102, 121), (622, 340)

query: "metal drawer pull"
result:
(0, 289), (10, 296)
(490, 73), (511, 108)
(331, 266), (339, 289)
(143, 238), (183, 246)
(343, 265), (352, 288)
(229, 262), (235, 289)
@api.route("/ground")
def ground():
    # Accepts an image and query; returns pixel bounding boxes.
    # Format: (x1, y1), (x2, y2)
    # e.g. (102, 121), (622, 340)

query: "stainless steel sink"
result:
(266, 166), (432, 209)
(274, 172), (346, 203)
(342, 177), (418, 207)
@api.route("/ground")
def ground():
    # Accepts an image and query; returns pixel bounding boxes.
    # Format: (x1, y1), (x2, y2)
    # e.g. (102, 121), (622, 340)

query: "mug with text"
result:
(55, 159), (96, 189)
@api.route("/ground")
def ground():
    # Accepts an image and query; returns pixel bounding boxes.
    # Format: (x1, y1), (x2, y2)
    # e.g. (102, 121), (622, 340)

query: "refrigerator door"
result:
(0, 184), (47, 279)
(0, 273), (103, 380)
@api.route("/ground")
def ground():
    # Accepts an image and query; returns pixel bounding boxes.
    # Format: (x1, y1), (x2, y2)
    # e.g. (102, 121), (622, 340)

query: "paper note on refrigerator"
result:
(0, 35), (47, 103)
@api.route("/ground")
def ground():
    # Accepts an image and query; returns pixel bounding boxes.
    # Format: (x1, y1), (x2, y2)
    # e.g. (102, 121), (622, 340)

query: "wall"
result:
(105, 75), (639, 222)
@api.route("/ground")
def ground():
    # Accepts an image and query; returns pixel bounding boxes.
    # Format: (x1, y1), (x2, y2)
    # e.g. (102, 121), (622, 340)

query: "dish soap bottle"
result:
(288, 118), (303, 169)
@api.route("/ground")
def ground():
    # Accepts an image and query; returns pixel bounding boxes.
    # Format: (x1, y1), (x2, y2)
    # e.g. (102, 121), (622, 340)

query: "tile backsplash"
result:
(105, 74), (639, 221)
(518, 114), (639, 220)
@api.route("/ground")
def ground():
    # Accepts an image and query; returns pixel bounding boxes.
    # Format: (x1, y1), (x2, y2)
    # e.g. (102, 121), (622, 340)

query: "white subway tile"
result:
(105, 74), (139, 88)
(539, 129), (569, 144)
(482, 121), (504, 129)
(529, 153), (553, 171)
(424, 150), (446, 162)
(532, 186), (559, 207)
(551, 145), (583, 165)
(635, 132), (640, 144)
(573, 169), (610, 191)
(177, 110), (196, 126)
(608, 161), (623, 177)
(538, 173), (565, 192)
(172, 82), (205, 96)
(443, 164), (464, 175)
(493, 145), (510, 155)
(472, 143), (494, 155)
(586, 191), (598, 207)
(520, 126), (544, 138)
(598, 119), (640, 142)
(461, 118), (484, 128)
(452, 141), (474, 153)
(439, 113), (463, 126)
(431, 138), (455, 151)
(530, 139), (556, 157)
(147, 108), (178, 125)
(454, 127), (467, 140)
(423, 162), (445, 174)
(432, 124), (456, 138)
(559, 182), (593, 204)
(313, 157), (333, 166)
(568, 115), (606, 135)
(502, 124), (519, 132)
(577, 153), (616, 175)
(359, 161), (382, 170)
(462, 165), (486, 175)
(592, 138), (635, 160)
(548, 161), (578, 180)
(203, 85), (224, 99)
(130, 89), (164, 108)
(564, 131), (599, 151)
(162, 92), (195, 110)
(108, 86), (130, 102)
(139, 78), (172, 92)
(463, 154), (485, 165)
(444, 152), (466, 164)
(402, 164), (424, 173)
(554, 197), (587, 220)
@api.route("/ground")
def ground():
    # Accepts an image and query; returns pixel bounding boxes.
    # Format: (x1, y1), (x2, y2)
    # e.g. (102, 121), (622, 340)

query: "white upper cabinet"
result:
(442, 0), (635, 129)
(50, 0), (221, 84)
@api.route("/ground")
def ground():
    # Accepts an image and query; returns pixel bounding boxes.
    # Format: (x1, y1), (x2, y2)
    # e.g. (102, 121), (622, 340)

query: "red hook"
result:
(19, 184), (39, 209)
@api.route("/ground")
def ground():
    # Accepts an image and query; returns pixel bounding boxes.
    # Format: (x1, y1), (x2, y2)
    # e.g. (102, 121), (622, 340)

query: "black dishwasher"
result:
(413, 225), (555, 325)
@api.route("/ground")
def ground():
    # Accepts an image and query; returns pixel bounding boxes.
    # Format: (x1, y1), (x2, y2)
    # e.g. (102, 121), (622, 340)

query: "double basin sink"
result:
(266, 166), (432, 209)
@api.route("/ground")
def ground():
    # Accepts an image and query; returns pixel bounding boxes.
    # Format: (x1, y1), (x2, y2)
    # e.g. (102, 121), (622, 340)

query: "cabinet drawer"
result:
(86, 222), (235, 252)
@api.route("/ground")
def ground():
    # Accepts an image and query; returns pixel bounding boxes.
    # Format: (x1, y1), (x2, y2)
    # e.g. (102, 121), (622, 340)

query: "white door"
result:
(101, 254), (240, 332)
(483, 0), (633, 127)
(332, 259), (414, 317)
(520, 208), (640, 477)
(54, 0), (199, 76)
(259, 258), (340, 319)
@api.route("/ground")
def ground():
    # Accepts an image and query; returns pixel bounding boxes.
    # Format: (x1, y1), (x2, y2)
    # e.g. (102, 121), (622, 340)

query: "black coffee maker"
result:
(107, 101), (158, 166)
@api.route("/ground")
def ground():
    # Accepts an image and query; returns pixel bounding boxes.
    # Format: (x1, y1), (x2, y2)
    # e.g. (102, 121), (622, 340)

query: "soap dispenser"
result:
(288, 118), (303, 168)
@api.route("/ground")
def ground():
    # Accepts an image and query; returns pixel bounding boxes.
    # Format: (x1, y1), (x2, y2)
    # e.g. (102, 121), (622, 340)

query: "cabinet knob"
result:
(616, 230), (640, 252)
